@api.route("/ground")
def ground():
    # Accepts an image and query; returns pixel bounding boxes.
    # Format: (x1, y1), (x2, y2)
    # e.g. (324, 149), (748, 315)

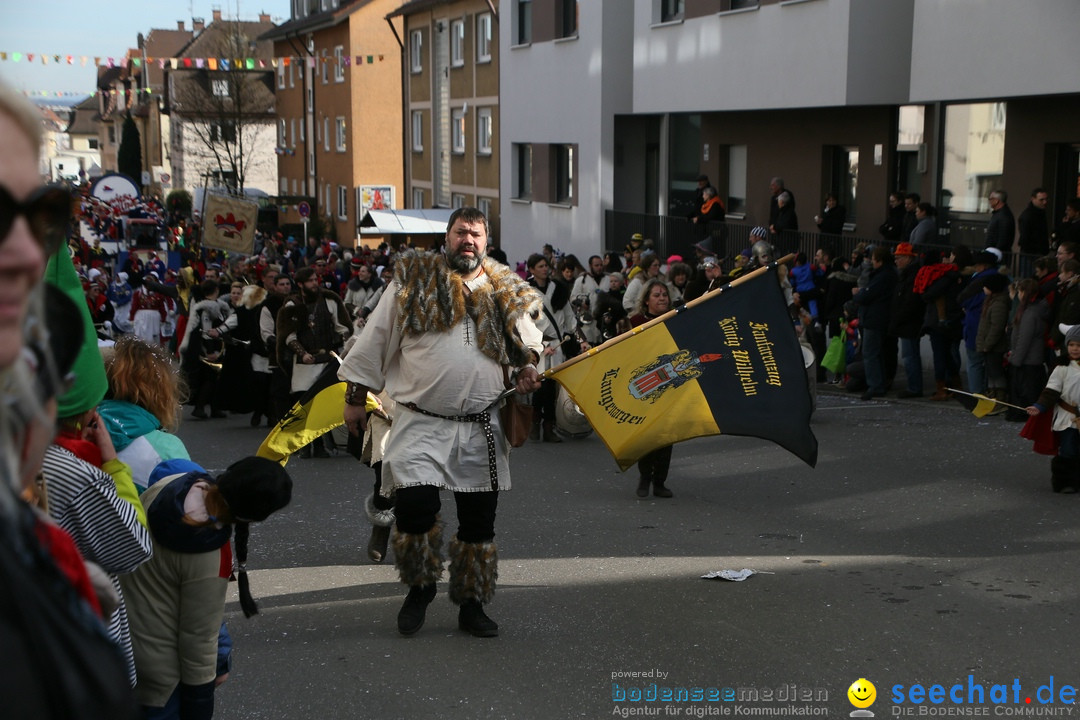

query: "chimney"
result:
(176, 20), (184, 31)
(212, 8), (222, 22)
(259, 12), (271, 23)
(192, 17), (205, 32)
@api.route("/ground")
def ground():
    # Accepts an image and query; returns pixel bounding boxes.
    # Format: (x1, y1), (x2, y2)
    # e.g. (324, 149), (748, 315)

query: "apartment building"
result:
(166, 11), (279, 199)
(389, 0), (502, 241)
(262, 0), (404, 246)
(500, 0), (1080, 263)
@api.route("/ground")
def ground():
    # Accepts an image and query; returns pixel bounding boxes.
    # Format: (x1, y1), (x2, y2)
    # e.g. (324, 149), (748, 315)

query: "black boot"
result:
(397, 584), (436, 636)
(448, 538), (499, 637)
(636, 475), (650, 498)
(458, 600), (498, 638)
(392, 523), (444, 635)
(542, 422), (562, 443)
(651, 446), (674, 498)
(1051, 456), (1072, 494)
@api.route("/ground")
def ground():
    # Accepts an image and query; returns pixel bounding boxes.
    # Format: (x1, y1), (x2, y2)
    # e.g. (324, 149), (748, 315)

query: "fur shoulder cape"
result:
(394, 250), (542, 367)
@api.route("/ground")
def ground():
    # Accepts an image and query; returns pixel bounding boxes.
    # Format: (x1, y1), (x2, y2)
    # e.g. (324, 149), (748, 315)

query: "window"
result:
(450, 19), (465, 67)
(321, 49), (328, 84)
(277, 63), (286, 88)
(88, 138), (99, 150)
(452, 108), (465, 154)
(289, 61), (295, 88)
(290, 118), (296, 147)
(410, 30), (423, 73)
(278, 119), (286, 146)
(306, 85), (313, 111)
(516, 0), (532, 44)
(280, 177), (289, 194)
(660, 0), (684, 22)
(727, 144), (747, 214)
(478, 197), (492, 218)
(554, 144), (574, 204)
(558, 0), (578, 38)
(299, 117), (305, 142)
(477, 108), (493, 155)
(412, 111), (423, 152)
(825, 145), (860, 223)
(412, 187), (425, 208)
(323, 116), (329, 151)
(337, 185), (348, 220)
(722, 0), (759, 10)
(452, 193), (466, 209)
(514, 143), (532, 199)
(335, 117), (346, 152)
(941, 102), (1006, 212)
(334, 46), (345, 82)
(108, 126), (116, 144)
(477, 13), (492, 62)
(210, 121), (236, 143)
(212, 79), (229, 97)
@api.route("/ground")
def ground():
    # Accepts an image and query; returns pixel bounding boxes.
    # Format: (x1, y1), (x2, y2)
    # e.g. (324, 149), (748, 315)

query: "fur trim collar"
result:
(394, 251), (541, 366)
(241, 285), (267, 309)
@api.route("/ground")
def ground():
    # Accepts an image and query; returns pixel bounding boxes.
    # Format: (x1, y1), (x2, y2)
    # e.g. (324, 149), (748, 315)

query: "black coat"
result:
(853, 264), (897, 331)
(1018, 202), (1049, 255)
(889, 261), (924, 338)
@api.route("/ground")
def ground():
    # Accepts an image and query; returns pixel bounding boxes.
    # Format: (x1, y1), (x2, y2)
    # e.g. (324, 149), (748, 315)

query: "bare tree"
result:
(168, 20), (275, 194)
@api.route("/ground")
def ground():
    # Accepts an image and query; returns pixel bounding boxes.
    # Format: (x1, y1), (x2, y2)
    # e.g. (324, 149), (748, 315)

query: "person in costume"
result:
(629, 279), (677, 499)
(339, 207), (543, 638)
(1026, 324), (1080, 493)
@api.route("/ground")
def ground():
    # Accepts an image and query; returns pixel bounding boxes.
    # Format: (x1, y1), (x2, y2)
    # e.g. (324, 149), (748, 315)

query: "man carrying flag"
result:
(338, 207), (544, 638)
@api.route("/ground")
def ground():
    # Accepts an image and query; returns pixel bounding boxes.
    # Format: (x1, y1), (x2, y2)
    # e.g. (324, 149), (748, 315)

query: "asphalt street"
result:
(173, 387), (1079, 720)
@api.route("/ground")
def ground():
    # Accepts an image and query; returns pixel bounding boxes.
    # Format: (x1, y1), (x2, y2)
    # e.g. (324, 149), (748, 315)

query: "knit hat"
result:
(44, 248), (108, 418)
(214, 457), (293, 618)
(983, 273), (1009, 294)
(349, 256), (365, 270)
(216, 456), (293, 523)
(893, 242), (917, 257)
(750, 226), (769, 239)
(983, 247), (1003, 262)
(1065, 324), (1080, 347)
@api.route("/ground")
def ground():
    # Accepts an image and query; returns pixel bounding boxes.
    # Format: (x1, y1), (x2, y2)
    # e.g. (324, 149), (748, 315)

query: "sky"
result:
(0, 0), (292, 100)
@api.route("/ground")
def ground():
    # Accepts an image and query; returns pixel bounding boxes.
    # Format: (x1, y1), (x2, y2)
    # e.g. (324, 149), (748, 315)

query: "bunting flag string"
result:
(0, 51), (387, 69)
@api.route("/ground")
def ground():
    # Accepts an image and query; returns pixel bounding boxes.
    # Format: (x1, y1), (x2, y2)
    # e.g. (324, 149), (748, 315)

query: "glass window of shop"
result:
(940, 102), (1006, 214)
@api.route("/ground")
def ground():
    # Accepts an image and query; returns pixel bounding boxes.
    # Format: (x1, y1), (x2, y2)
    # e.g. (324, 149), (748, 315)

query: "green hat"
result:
(44, 249), (108, 418)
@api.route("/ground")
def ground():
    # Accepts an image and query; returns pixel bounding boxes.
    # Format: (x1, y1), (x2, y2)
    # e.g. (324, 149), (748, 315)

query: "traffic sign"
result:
(297, 201), (311, 218)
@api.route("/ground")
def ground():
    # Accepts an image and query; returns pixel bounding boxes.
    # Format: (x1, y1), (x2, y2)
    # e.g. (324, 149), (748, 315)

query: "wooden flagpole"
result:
(946, 387), (1029, 412)
(542, 253), (797, 378)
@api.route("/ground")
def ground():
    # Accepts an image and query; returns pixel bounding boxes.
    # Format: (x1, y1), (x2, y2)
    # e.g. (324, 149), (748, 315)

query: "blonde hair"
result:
(104, 336), (188, 432)
(0, 82), (43, 153)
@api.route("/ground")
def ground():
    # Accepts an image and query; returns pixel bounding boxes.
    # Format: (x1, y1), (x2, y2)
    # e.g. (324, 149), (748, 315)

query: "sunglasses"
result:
(0, 183), (73, 256)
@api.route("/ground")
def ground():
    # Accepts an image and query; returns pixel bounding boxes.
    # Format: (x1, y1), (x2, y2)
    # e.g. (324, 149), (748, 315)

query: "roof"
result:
(260, 0), (378, 41)
(359, 208), (455, 234)
(387, 0), (457, 20)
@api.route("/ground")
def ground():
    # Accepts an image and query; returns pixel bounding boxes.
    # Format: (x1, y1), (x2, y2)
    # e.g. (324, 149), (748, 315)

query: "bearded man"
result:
(276, 266), (351, 456)
(339, 207), (543, 638)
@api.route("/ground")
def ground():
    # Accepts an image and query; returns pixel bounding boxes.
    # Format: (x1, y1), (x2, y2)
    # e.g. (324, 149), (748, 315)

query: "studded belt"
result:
(402, 402), (499, 490)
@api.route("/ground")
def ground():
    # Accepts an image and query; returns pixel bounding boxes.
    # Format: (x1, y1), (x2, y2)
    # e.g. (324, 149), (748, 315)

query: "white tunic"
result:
(1047, 361), (1080, 432)
(339, 276), (542, 492)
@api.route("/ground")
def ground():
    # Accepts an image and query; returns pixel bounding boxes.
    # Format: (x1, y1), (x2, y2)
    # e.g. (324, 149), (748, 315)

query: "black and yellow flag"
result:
(257, 360), (345, 465)
(549, 264), (818, 471)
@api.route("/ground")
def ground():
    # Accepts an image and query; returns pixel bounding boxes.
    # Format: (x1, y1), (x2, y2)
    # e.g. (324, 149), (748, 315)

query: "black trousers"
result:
(395, 485), (498, 543)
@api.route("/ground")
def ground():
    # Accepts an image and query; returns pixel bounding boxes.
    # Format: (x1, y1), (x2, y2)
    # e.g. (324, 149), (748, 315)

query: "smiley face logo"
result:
(847, 678), (877, 709)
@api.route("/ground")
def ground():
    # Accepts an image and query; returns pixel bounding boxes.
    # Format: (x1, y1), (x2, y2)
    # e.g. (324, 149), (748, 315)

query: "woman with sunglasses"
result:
(0, 80), (140, 718)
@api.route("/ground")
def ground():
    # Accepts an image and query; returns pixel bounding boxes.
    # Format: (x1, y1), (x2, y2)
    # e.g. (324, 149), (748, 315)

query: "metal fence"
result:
(603, 210), (1038, 276)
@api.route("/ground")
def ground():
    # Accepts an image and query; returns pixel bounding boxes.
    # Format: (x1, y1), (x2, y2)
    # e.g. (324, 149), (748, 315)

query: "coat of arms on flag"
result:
(548, 262), (817, 471)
